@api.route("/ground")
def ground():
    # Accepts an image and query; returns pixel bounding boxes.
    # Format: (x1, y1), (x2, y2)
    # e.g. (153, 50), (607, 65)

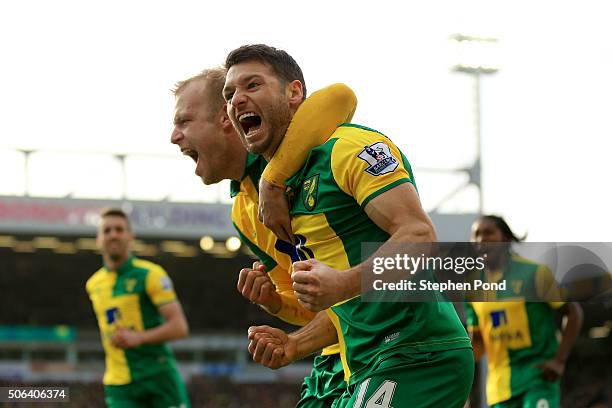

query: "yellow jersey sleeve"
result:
(262, 83), (357, 187)
(145, 266), (177, 307)
(85, 273), (96, 295)
(268, 264), (316, 326)
(535, 264), (565, 309)
(330, 129), (413, 207)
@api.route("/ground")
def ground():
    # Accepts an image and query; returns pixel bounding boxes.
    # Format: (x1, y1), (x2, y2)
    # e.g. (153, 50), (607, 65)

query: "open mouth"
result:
(181, 148), (199, 163)
(239, 112), (262, 136)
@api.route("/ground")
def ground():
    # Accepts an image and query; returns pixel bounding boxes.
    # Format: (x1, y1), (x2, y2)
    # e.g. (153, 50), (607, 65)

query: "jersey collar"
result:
(105, 255), (134, 275)
(230, 153), (265, 198)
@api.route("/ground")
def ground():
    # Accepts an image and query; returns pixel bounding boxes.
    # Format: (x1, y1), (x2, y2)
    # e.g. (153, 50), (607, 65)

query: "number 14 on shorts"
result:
(353, 379), (397, 408)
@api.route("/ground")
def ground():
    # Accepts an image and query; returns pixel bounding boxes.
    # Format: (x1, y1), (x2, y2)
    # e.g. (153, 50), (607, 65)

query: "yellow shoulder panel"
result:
(330, 127), (411, 206)
(137, 260), (177, 306)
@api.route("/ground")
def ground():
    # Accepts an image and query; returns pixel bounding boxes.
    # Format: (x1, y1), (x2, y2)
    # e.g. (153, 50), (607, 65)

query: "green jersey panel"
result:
(287, 124), (471, 384)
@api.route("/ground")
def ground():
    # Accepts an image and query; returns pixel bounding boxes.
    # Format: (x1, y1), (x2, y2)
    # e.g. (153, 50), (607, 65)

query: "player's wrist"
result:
(287, 334), (307, 362)
(135, 331), (146, 346)
(341, 267), (361, 300)
(261, 293), (282, 314)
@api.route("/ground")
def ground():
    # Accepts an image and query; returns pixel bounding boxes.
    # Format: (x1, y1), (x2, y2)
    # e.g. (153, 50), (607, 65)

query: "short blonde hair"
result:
(172, 67), (227, 117)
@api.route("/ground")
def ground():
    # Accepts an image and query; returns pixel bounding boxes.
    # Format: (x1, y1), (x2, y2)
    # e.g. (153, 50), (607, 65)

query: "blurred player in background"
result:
(170, 68), (357, 407)
(466, 215), (583, 408)
(86, 208), (190, 408)
(224, 44), (474, 407)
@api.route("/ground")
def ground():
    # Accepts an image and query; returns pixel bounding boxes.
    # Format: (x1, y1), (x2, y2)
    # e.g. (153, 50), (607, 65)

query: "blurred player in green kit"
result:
(466, 215), (583, 408)
(86, 208), (190, 408)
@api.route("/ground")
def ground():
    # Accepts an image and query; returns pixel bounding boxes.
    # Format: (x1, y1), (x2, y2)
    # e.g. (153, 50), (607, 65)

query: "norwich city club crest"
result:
(511, 280), (523, 295)
(302, 174), (319, 211)
(125, 278), (137, 293)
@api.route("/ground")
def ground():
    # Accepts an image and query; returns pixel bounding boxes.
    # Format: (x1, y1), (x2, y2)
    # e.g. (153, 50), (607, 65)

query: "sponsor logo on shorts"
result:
(357, 142), (399, 176)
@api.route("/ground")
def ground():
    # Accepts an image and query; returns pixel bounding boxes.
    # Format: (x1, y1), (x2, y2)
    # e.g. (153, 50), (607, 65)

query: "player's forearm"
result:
(555, 302), (583, 363)
(139, 315), (189, 345)
(344, 221), (437, 298)
(257, 292), (282, 315)
(288, 311), (338, 360)
(470, 331), (485, 362)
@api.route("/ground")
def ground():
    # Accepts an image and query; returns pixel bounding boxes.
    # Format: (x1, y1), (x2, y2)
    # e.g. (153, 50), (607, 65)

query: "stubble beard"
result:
(106, 243), (127, 262)
(261, 98), (293, 160)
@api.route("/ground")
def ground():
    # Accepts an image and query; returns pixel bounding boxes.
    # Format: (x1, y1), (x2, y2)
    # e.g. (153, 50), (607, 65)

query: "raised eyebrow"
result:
(225, 74), (262, 91)
(242, 74), (262, 84)
(222, 82), (234, 94)
(222, 87), (234, 100)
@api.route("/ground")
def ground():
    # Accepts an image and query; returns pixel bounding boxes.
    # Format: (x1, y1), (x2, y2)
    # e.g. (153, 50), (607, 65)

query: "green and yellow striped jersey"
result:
(230, 153), (339, 356)
(286, 124), (471, 384)
(465, 254), (564, 405)
(86, 256), (178, 385)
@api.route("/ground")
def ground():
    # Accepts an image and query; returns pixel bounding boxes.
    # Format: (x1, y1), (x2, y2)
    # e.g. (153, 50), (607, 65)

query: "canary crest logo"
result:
(125, 278), (137, 293)
(302, 174), (319, 211)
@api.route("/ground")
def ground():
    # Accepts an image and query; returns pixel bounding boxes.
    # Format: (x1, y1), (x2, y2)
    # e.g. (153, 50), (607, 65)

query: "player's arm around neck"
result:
(259, 83), (357, 242)
(262, 83), (357, 188)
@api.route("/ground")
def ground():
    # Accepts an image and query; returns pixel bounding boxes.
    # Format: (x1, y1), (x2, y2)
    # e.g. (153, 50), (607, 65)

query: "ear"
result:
(220, 104), (234, 131)
(286, 80), (304, 109)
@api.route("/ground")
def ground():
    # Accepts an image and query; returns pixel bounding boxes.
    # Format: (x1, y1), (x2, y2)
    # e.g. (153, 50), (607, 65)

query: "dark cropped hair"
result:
(225, 44), (307, 99)
(480, 215), (525, 242)
(100, 208), (131, 231)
